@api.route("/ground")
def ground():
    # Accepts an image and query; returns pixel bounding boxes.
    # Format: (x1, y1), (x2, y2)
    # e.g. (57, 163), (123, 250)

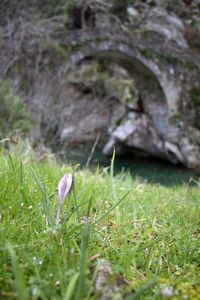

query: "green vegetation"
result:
(139, 48), (199, 70)
(35, 0), (78, 17)
(192, 92), (200, 106)
(111, 0), (132, 21)
(0, 0), (78, 24)
(65, 60), (139, 107)
(41, 38), (70, 68)
(0, 80), (32, 139)
(0, 143), (199, 299)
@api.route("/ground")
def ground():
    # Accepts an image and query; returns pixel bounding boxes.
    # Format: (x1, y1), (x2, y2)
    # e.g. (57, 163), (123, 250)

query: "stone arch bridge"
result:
(53, 28), (200, 170)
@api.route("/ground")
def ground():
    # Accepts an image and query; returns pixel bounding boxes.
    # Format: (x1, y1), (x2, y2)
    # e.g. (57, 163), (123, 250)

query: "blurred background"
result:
(0, 0), (200, 184)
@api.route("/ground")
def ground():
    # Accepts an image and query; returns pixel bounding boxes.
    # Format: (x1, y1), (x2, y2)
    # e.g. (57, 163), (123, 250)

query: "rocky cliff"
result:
(0, 0), (200, 169)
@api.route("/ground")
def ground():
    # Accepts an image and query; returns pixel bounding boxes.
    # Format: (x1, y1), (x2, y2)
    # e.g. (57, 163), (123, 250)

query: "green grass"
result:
(0, 145), (199, 300)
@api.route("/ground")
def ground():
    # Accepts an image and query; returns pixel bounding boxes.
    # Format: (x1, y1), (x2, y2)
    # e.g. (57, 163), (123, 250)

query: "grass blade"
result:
(72, 176), (80, 223)
(125, 279), (158, 300)
(7, 243), (28, 300)
(75, 221), (90, 300)
(31, 167), (54, 227)
(91, 191), (130, 226)
(64, 273), (79, 300)
(8, 154), (15, 171)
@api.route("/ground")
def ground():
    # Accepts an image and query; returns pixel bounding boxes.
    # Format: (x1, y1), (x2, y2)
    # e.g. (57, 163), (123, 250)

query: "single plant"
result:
(57, 173), (75, 225)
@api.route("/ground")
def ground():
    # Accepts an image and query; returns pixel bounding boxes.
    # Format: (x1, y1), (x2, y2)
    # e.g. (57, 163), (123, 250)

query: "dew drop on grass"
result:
(32, 286), (39, 296)
(70, 248), (75, 254)
(55, 280), (60, 286)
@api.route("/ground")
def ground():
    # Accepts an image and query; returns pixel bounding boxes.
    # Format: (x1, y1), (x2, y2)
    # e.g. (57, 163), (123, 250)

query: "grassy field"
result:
(0, 145), (199, 300)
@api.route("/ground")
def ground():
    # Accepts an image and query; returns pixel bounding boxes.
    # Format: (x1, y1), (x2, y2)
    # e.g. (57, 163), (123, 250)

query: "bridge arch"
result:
(61, 41), (169, 140)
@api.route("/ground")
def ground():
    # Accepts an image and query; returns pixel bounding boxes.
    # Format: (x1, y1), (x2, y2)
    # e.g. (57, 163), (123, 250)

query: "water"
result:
(56, 146), (198, 186)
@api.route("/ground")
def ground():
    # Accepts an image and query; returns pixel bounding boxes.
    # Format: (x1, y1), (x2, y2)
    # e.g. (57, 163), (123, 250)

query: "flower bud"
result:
(58, 173), (74, 204)
(56, 173), (75, 224)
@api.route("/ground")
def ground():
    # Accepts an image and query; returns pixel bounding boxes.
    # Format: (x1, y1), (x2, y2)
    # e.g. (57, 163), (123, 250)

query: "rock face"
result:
(1, 0), (200, 170)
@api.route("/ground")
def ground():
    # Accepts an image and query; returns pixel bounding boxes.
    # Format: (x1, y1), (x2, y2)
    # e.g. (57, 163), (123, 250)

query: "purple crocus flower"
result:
(56, 173), (75, 224)
(58, 173), (73, 203)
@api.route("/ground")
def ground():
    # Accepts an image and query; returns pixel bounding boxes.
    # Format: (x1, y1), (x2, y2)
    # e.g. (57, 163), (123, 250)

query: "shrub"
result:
(0, 80), (32, 139)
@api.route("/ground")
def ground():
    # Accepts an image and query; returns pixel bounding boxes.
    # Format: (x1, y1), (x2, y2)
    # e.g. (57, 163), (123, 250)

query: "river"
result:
(55, 146), (198, 186)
